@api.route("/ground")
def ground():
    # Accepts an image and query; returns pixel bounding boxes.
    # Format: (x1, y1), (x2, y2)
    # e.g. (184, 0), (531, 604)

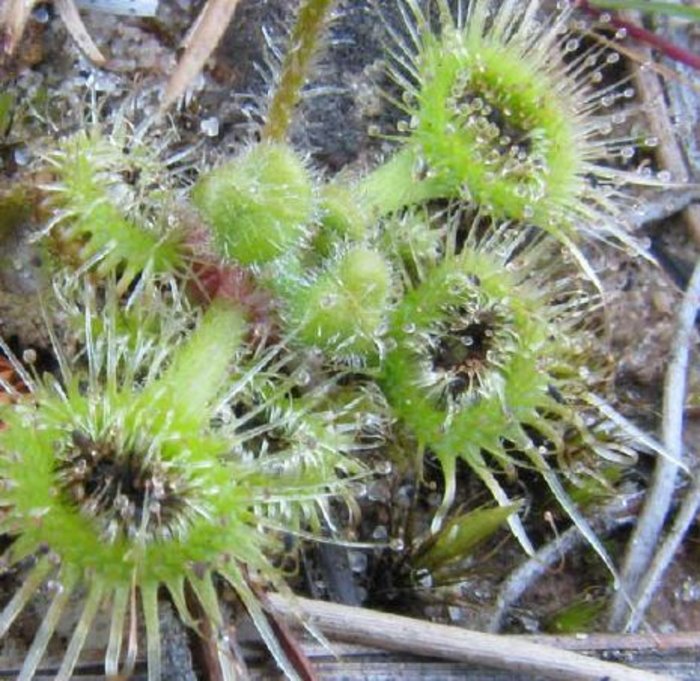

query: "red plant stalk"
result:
(574, 0), (700, 71)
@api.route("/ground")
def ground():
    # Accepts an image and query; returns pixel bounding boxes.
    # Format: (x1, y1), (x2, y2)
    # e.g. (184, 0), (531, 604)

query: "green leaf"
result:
(413, 503), (521, 571)
(545, 596), (606, 634)
(0, 93), (14, 137)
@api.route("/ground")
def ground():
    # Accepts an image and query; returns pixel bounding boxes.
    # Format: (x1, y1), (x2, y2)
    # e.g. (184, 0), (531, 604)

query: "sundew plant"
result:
(0, 0), (674, 677)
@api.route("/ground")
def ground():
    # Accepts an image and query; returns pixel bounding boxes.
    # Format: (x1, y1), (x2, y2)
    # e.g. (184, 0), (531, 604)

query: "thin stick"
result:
(160, 0), (242, 113)
(489, 496), (637, 632)
(616, 7), (700, 246)
(623, 258), (700, 631)
(523, 630), (700, 652)
(628, 188), (700, 228)
(627, 479), (700, 632)
(267, 594), (674, 681)
(0, 0), (39, 55)
(54, 0), (106, 65)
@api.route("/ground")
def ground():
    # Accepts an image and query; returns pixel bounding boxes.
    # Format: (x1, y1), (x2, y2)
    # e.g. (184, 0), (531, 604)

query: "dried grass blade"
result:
(54, 0), (106, 65)
(160, 0), (242, 113)
(1, 0), (38, 54)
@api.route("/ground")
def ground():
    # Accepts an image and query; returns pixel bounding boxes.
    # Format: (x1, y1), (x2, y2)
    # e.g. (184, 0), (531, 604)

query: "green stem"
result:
(358, 146), (454, 218)
(262, 0), (336, 141)
(137, 303), (246, 430)
(589, 0), (700, 21)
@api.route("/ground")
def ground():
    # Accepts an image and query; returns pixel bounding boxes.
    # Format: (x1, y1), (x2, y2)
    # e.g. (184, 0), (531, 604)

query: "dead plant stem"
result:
(268, 594), (674, 681)
(623, 257), (700, 631)
(609, 7), (700, 628)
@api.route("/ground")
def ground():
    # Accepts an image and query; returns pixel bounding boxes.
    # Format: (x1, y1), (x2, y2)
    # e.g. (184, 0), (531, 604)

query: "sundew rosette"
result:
(380, 216), (628, 562)
(362, 0), (660, 247)
(269, 243), (394, 364)
(40, 129), (187, 291)
(0, 288), (365, 680)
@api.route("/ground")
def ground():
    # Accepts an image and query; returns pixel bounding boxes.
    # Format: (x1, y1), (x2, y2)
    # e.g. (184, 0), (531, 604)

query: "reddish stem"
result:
(574, 0), (700, 71)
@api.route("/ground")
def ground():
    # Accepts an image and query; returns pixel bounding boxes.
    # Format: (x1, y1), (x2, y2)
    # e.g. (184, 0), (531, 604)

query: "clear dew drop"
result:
(348, 551), (368, 573)
(367, 124), (380, 137)
(402, 322), (416, 334)
(390, 537), (405, 551)
(13, 147), (30, 166)
(372, 525), (388, 541)
(294, 369), (311, 386)
(615, 28), (628, 40)
(644, 136), (659, 148)
(564, 38), (579, 53)
(319, 294), (338, 309)
(412, 156), (428, 178)
(355, 483), (368, 498)
(22, 348), (37, 364)
(46, 580), (64, 594)
(397, 120), (409, 133)
(620, 146), (635, 160)
(199, 117), (220, 137)
(657, 170), (672, 182)
(612, 112), (626, 125)
(375, 460), (393, 475)
(606, 53), (620, 65)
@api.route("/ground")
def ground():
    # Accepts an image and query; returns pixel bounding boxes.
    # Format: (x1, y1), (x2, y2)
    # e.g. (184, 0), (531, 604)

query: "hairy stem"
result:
(262, 0), (336, 141)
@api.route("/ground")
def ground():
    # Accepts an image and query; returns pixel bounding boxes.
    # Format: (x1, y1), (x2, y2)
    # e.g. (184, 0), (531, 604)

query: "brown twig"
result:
(623, 257), (700, 632)
(620, 9), (700, 246)
(609, 9), (700, 629)
(575, 1), (700, 70)
(267, 594), (674, 681)
(160, 0), (242, 113)
(54, 0), (105, 65)
(0, 0), (39, 55)
(523, 629), (700, 652)
(0, 0), (105, 64)
(249, 581), (319, 681)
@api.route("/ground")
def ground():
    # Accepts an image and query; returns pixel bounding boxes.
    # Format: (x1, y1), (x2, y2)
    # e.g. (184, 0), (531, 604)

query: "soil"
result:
(0, 0), (699, 679)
